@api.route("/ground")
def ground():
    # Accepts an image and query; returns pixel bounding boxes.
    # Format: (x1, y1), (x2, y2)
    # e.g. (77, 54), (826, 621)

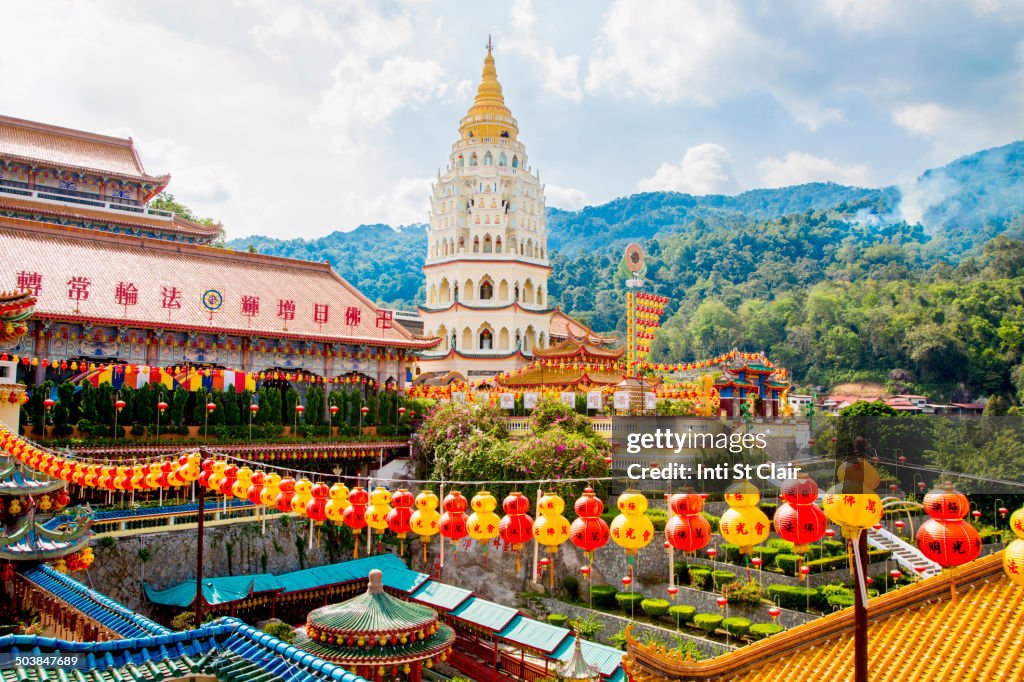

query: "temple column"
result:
(33, 323), (48, 385)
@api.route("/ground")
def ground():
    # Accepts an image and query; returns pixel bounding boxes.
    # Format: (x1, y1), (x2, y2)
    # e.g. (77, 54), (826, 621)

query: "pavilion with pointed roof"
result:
(294, 568), (455, 682)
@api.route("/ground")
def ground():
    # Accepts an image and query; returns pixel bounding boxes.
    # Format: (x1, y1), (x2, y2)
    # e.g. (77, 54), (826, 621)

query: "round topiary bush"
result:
(766, 584), (818, 611)
(547, 614), (569, 627)
(688, 567), (713, 589)
(615, 592), (645, 612)
(749, 623), (785, 639)
(693, 613), (723, 633)
(826, 593), (855, 609)
(590, 584), (618, 608)
(721, 616), (751, 637)
(640, 598), (670, 618)
(668, 604), (696, 625)
(712, 570), (738, 589)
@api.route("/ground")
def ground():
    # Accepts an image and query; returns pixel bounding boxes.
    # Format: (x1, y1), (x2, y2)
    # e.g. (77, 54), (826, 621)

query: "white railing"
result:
(866, 526), (942, 578)
(0, 185), (176, 220)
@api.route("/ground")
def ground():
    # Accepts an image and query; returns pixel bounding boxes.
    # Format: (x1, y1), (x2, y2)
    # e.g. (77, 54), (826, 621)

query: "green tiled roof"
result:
(410, 579), (472, 611)
(308, 590), (436, 635)
(449, 596), (519, 631)
(498, 615), (570, 654)
(551, 635), (625, 676)
(294, 622), (455, 665)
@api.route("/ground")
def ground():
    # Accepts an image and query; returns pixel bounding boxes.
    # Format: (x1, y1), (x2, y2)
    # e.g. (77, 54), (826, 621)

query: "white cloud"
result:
(637, 144), (739, 195)
(545, 184), (589, 210)
(818, 0), (897, 31)
(757, 152), (871, 188)
(892, 102), (961, 138)
(311, 55), (448, 152)
(505, 0), (583, 102)
(343, 177), (433, 227)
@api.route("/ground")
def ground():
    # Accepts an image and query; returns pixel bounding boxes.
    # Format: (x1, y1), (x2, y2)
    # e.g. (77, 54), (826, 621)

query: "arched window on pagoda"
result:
(480, 328), (493, 350)
(473, 236), (480, 253)
(495, 236), (503, 253)
(499, 327), (510, 350)
(512, 155), (519, 168)
(499, 152), (507, 166)
(470, 153), (478, 166)
(457, 154), (464, 167)
(457, 236), (465, 253)
(483, 234), (493, 253)
(484, 151), (493, 165)
(537, 286), (545, 306)
(515, 329), (522, 349)
(480, 280), (494, 300)
(514, 282), (520, 301)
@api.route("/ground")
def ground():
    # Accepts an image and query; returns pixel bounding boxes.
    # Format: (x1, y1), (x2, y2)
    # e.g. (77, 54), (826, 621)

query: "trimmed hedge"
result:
(702, 512), (720, 533)
(693, 613), (723, 633)
(826, 593), (855, 609)
(712, 570), (739, 589)
(722, 616), (751, 637)
(615, 592), (645, 611)
(749, 623), (785, 639)
(590, 585), (618, 608)
(804, 550), (890, 575)
(641, 598), (671, 618)
(673, 561), (690, 584)
(547, 614), (569, 627)
(775, 554), (804, 576)
(766, 584), (817, 611)
(822, 539), (845, 556)
(766, 538), (795, 553)
(668, 605), (696, 624)
(754, 546), (782, 567)
(689, 567), (712, 589)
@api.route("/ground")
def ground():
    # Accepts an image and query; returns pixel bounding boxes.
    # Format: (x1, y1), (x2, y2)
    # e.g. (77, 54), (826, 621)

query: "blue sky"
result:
(2, 0), (1023, 239)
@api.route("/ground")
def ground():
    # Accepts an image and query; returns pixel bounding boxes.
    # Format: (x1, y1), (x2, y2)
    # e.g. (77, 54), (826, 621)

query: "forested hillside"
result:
(227, 141), (1024, 401)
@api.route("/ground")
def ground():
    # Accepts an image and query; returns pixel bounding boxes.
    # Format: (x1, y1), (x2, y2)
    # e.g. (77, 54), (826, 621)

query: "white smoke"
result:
(897, 170), (959, 229)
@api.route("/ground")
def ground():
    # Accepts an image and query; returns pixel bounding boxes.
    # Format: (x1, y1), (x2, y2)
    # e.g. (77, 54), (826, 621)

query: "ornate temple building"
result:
(0, 115), (438, 396)
(417, 42), (599, 381)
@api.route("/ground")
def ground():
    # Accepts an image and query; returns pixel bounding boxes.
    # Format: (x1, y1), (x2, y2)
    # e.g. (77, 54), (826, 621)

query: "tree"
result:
(838, 401), (898, 417)
(149, 192), (226, 246)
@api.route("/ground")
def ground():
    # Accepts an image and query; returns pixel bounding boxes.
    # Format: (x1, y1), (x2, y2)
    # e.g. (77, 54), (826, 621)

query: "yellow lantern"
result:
(53, 559), (68, 575)
(113, 466), (128, 491)
(366, 486), (393, 539)
(610, 491), (655, 567)
(410, 491), (440, 565)
(232, 467), (253, 500)
(533, 491), (570, 552)
(467, 491), (501, 545)
(260, 473), (282, 508)
(37, 494), (52, 512)
(822, 458), (884, 538)
(1004, 507), (1024, 586)
(291, 478), (313, 517)
(325, 483), (350, 523)
(206, 461), (226, 493)
(719, 480), (771, 555)
(178, 454), (201, 484)
(131, 466), (147, 491)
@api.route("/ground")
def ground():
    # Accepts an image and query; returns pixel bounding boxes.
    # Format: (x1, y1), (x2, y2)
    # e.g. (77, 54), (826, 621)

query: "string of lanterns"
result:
(2, 426), (1021, 590)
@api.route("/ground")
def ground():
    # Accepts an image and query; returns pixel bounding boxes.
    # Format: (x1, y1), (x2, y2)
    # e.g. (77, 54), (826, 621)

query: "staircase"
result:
(866, 526), (942, 578)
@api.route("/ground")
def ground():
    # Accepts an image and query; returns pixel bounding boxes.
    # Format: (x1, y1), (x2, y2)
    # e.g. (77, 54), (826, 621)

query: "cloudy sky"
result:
(3, 0), (1023, 239)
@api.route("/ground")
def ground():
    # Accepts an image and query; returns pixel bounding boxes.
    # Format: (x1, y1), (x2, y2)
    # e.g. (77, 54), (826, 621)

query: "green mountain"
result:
(227, 141), (1024, 401)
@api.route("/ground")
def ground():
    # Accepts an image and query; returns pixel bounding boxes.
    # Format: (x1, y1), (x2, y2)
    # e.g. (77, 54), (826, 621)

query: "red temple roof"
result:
(548, 308), (616, 345)
(0, 222), (438, 349)
(0, 195), (219, 239)
(0, 114), (169, 188)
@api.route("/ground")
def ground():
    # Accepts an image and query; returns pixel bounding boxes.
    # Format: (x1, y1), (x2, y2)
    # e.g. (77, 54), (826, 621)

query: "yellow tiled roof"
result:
(626, 551), (1024, 681)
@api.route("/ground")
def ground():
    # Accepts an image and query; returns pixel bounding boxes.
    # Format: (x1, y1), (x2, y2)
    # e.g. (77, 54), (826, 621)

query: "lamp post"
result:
(204, 395), (216, 439)
(360, 405), (369, 431)
(329, 404), (339, 434)
(996, 499), (1008, 527)
(248, 403), (259, 440)
(114, 395), (125, 440)
(156, 400), (168, 440)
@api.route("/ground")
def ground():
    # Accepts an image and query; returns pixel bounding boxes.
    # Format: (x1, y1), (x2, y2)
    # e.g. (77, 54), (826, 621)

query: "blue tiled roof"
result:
(498, 615), (571, 654)
(449, 596), (519, 632)
(410, 579), (473, 611)
(551, 635), (625, 676)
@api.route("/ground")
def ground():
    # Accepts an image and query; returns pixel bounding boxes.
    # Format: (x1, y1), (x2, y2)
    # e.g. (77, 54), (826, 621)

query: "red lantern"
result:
(890, 569), (902, 580)
(916, 483), (981, 567)
(1, 564), (14, 583)
(157, 401), (168, 414)
(665, 491), (711, 553)
(43, 398), (55, 410)
(914, 565), (927, 575)
(768, 606), (781, 620)
(439, 491), (469, 545)
(330, 405), (339, 416)
(296, 405), (305, 414)
(250, 404), (260, 414)
(824, 528), (836, 539)
(706, 548), (718, 560)
(206, 402), (216, 413)
(667, 586), (679, 599)
(247, 471), (265, 505)
(360, 406), (369, 415)
(774, 474), (827, 553)
(716, 596), (728, 609)
(499, 492), (534, 569)
(343, 486), (369, 536)
(569, 487), (610, 556)
(275, 478), (296, 513)
(751, 557), (763, 569)
(799, 565), (811, 580)
(971, 510), (982, 520)
(622, 576), (632, 587)
(894, 520), (906, 532)
(580, 565), (591, 579)
(387, 488), (414, 542)
(306, 483), (329, 522)
(398, 407), (406, 416)
(219, 465), (238, 497)
(114, 399), (126, 412)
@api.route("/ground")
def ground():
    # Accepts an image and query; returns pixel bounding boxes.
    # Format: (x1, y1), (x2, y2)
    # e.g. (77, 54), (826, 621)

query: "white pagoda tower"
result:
(417, 40), (555, 380)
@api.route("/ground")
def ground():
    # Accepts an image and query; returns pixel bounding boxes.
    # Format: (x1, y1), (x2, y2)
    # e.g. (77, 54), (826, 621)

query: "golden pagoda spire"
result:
(460, 36), (517, 140)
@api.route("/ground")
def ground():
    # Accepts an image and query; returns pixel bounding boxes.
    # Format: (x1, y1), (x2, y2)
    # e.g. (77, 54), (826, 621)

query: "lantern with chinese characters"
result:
(306, 483), (329, 523)
(1004, 506), (1024, 586)
(410, 490), (440, 566)
(823, 459), (883, 538)
(387, 488), (414, 554)
(178, 454), (201, 485)
(499, 492), (534, 571)
(291, 478), (314, 517)
(246, 471), (265, 506)
(325, 483), (349, 524)
(610, 491), (655, 573)
(275, 478), (296, 513)
(232, 467), (253, 501)
(440, 491), (469, 559)
(665, 491), (711, 553)
(719, 480), (770, 555)
(219, 465), (238, 499)
(367, 486), (393, 551)
(467, 490), (501, 565)
(570, 487), (610, 559)
(205, 461), (227, 494)
(343, 486), (368, 558)
(533, 491), (570, 587)
(774, 473), (828, 553)
(259, 473), (281, 509)
(916, 483), (981, 567)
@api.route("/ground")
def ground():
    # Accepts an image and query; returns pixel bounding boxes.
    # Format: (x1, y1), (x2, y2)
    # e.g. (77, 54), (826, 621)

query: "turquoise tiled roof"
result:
(410, 579), (473, 611)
